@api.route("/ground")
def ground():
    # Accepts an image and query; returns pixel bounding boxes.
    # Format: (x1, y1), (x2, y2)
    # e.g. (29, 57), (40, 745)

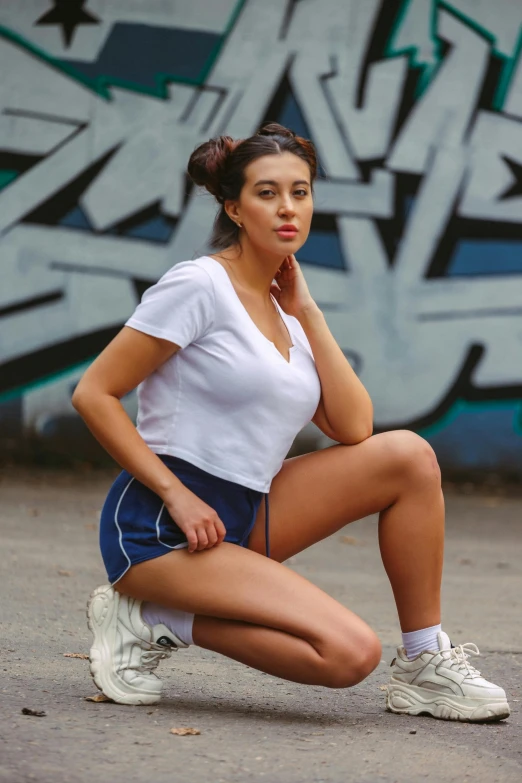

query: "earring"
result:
(236, 222), (242, 228)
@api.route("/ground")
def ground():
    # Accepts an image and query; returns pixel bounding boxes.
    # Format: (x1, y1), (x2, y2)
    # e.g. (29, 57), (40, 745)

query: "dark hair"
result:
(187, 123), (317, 250)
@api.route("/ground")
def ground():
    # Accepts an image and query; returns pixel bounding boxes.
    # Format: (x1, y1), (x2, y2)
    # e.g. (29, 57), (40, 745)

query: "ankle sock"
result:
(141, 602), (195, 646)
(402, 623), (442, 660)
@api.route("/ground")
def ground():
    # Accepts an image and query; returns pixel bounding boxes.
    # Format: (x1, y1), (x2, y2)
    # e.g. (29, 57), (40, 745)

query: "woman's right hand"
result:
(162, 486), (227, 553)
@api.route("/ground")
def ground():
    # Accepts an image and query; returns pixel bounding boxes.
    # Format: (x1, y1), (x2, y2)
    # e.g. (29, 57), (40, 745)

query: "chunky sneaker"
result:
(386, 631), (510, 722)
(87, 585), (188, 705)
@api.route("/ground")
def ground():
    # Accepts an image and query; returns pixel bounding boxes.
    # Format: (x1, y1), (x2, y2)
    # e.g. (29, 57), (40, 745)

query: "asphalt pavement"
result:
(1, 466), (521, 783)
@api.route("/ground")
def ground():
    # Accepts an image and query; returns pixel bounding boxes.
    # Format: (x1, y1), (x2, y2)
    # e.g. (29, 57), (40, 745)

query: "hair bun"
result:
(187, 135), (240, 201)
(257, 123), (297, 139)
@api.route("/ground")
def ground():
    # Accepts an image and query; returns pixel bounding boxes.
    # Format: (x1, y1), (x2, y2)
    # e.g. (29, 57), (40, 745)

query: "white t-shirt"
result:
(125, 255), (322, 493)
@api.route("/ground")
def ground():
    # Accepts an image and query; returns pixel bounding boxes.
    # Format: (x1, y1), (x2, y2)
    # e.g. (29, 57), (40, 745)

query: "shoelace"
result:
(441, 642), (482, 678)
(138, 644), (174, 673)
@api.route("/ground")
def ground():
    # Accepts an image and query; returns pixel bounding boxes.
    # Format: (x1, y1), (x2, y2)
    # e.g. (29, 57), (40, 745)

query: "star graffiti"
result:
(34, 0), (100, 48)
(499, 156), (522, 201)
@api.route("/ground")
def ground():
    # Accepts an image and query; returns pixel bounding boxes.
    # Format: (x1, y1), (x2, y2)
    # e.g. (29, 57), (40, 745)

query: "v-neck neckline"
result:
(205, 255), (297, 364)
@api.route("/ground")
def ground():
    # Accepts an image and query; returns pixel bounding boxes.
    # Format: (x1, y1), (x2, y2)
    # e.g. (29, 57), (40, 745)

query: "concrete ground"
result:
(1, 466), (521, 783)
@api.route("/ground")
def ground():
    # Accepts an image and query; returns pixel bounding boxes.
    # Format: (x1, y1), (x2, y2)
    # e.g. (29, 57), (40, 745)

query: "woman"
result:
(73, 123), (509, 722)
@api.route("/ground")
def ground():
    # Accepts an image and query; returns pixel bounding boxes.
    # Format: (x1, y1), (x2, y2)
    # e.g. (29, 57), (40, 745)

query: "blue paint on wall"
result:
(60, 206), (93, 231)
(122, 213), (176, 242)
(60, 23), (221, 90)
(298, 228), (346, 269)
(448, 240), (522, 276)
(59, 206), (176, 243)
(422, 403), (522, 473)
(405, 198), (522, 276)
(276, 88), (312, 140)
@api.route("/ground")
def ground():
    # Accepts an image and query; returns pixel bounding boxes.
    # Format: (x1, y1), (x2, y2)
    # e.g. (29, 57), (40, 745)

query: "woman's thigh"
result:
(117, 543), (375, 652)
(247, 430), (440, 562)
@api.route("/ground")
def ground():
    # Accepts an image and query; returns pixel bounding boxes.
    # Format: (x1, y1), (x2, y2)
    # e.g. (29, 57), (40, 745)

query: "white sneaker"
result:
(87, 585), (188, 705)
(386, 631), (510, 722)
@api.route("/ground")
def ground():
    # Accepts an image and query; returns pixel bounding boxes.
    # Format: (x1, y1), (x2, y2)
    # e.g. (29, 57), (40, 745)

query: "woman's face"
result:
(227, 152), (314, 257)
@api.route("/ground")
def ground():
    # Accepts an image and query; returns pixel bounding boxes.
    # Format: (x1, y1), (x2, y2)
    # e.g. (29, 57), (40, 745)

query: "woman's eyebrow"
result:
(253, 179), (310, 187)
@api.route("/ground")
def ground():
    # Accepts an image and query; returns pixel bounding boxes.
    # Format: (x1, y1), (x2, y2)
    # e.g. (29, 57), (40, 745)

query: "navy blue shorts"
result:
(99, 455), (269, 584)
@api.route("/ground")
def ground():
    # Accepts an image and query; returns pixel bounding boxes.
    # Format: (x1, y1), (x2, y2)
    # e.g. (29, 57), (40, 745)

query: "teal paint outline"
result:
(384, 0), (443, 97)
(0, 169), (19, 191)
(438, 1), (522, 111)
(198, 0), (247, 84)
(0, 0), (249, 402)
(0, 357), (95, 406)
(0, 25), (111, 99)
(378, 0), (522, 438)
(0, 0), (247, 101)
(417, 398), (522, 440)
(514, 404), (522, 436)
(385, 0), (522, 110)
(2, 0), (521, 438)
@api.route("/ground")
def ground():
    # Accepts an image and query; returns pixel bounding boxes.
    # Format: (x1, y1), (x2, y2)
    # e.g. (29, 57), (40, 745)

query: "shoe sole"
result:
(86, 585), (161, 706)
(386, 683), (510, 723)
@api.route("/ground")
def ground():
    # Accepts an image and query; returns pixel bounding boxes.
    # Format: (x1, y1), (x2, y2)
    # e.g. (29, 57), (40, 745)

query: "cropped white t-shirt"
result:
(125, 255), (322, 493)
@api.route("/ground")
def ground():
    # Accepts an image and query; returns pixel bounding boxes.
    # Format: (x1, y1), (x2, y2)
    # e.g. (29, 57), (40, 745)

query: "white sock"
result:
(402, 623), (442, 660)
(141, 602), (195, 646)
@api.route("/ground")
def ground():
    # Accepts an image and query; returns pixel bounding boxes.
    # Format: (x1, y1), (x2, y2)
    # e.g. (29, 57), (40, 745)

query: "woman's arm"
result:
(72, 326), (184, 496)
(272, 254), (372, 446)
(298, 305), (373, 445)
(72, 326), (226, 551)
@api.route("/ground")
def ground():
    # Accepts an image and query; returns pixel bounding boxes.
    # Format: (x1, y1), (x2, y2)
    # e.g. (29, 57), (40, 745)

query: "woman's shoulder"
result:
(159, 255), (224, 288)
(161, 255), (213, 280)
(135, 257), (217, 313)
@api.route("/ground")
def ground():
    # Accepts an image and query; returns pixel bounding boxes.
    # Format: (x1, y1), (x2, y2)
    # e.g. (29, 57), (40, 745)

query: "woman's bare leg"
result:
(117, 543), (381, 687)
(117, 430), (439, 686)
(247, 430), (444, 632)
(112, 431), (509, 721)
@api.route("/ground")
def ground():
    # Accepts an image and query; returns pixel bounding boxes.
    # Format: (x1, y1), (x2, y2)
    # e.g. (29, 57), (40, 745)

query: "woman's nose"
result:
(278, 197), (295, 216)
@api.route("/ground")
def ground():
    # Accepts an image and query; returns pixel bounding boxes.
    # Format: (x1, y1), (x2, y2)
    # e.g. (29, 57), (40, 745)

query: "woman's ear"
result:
(224, 200), (240, 224)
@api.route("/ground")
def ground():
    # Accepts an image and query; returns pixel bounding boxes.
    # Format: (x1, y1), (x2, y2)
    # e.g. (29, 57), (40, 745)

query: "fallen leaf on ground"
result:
(379, 685), (388, 691)
(84, 523), (97, 531)
(339, 535), (364, 545)
(64, 653), (89, 659)
(57, 569), (72, 577)
(170, 727), (200, 736)
(22, 708), (46, 717)
(85, 693), (113, 702)
(458, 558), (473, 566)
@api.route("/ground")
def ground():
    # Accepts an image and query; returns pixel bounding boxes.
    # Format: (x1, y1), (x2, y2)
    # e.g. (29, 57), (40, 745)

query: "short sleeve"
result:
(125, 261), (215, 349)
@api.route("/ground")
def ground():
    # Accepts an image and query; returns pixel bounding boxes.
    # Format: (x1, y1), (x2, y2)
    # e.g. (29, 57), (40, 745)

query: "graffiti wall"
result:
(1, 0), (522, 473)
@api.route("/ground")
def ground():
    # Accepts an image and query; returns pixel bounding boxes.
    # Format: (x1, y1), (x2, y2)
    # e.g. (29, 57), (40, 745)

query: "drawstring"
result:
(264, 493), (270, 559)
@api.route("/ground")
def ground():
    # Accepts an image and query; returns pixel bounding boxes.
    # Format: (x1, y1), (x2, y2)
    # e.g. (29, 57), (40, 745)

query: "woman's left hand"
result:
(271, 255), (317, 318)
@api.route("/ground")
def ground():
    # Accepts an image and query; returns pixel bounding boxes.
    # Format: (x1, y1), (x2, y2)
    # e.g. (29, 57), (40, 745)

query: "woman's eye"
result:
(294, 189), (308, 197)
(259, 189), (274, 197)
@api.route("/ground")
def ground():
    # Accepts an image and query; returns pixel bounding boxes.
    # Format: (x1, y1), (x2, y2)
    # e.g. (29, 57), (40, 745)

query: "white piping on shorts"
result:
(111, 477), (134, 584)
(156, 502), (188, 550)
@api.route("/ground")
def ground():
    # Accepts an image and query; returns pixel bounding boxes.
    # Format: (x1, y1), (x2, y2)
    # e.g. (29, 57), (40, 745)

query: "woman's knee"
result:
(319, 630), (382, 689)
(383, 430), (441, 488)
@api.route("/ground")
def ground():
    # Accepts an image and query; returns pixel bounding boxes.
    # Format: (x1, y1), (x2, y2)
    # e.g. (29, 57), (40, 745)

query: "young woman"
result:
(73, 123), (509, 722)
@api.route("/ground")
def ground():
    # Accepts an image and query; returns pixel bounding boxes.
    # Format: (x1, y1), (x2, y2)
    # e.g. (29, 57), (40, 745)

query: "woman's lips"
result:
(276, 228), (298, 239)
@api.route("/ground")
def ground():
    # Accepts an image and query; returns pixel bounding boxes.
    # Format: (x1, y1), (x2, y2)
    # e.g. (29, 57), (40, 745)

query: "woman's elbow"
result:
(362, 420), (374, 441)
(340, 420), (373, 445)
(352, 422), (373, 444)
(71, 383), (87, 414)
(71, 380), (99, 415)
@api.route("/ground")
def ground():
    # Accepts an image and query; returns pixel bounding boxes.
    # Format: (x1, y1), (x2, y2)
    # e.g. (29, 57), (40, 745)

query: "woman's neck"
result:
(211, 243), (283, 298)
